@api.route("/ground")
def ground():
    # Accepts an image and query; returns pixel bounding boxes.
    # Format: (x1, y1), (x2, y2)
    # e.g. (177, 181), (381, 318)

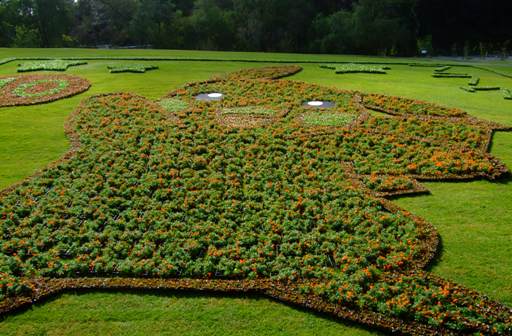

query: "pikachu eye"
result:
(304, 100), (335, 108)
(196, 92), (224, 101)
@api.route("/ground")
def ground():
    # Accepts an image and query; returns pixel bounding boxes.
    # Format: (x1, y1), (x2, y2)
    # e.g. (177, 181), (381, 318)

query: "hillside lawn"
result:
(0, 48), (510, 335)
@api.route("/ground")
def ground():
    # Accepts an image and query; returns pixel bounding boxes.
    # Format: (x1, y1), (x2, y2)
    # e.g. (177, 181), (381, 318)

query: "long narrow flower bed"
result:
(0, 66), (511, 335)
(321, 64), (389, 74)
(0, 74), (91, 107)
(107, 64), (158, 73)
(17, 60), (87, 72)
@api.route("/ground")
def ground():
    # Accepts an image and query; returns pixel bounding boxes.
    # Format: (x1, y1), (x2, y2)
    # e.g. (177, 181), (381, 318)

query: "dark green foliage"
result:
(1, 0), (511, 56)
(434, 66), (451, 72)
(432, 73), (472, 78)
(474, 86), (500, 91)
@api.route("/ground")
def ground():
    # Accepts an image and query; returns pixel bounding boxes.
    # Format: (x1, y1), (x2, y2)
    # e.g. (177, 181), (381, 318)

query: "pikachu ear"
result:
(224, 65), (302, 80)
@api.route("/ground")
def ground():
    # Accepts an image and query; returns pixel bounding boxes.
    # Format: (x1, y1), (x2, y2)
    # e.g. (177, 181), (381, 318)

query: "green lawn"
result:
(0, 48), (511, 335)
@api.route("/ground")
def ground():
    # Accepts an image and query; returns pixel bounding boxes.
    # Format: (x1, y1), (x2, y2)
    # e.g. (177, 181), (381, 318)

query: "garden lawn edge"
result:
(0, 276), (511, 336)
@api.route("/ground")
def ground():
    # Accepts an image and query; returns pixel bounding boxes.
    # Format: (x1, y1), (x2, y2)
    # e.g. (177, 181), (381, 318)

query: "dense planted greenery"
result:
(17, 60), (87, 72)
(320, 64), (389, 75)
(0, 66), (510, 334)
(107, 64), (158, 73)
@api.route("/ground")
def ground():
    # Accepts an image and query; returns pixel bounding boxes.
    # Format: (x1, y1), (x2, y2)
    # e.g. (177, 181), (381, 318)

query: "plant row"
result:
(107, 64), (158, 73)
(17, 60), (87, 72)
(320, 64), (389, 74)
(432, 73), (472, 78)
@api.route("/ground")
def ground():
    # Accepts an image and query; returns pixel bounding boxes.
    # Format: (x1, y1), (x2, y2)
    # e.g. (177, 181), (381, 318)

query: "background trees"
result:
(0, 0), (510, 56)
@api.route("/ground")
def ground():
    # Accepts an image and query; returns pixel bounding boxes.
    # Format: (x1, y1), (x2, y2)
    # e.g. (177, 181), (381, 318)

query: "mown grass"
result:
(0, 48), (511, 335)
(0, 292), (378, 336)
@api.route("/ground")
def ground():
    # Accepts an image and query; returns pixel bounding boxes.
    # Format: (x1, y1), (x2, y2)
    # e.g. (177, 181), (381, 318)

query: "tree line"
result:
(0, 0), (511, 57)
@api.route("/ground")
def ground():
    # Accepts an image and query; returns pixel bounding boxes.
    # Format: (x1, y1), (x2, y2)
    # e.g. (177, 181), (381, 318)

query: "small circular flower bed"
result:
(0, 74), (91, 107)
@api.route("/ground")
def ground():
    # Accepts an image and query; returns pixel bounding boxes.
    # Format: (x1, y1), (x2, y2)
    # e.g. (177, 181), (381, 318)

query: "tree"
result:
(73, 0), (137, 46)
(129, 0), (180, 48)
(34, 0), (74, 47)
(184, 0), (235, 50)
(233, 0), (315, 52)
(311, 0), (418, 56)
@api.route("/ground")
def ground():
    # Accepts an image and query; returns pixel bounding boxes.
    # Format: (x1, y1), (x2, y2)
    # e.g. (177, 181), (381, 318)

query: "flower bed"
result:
(107, 64), (158, 73)
(0, 74), (91, 107)
(226, 65), (302, 80)
(0, 77), (15, 89)
(321, 64), (388, 74)
(432, 73), (472, 78)
(17, 60), (87, 72)
(0, 66), (511, 335)
(474, 86), (500, 91)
